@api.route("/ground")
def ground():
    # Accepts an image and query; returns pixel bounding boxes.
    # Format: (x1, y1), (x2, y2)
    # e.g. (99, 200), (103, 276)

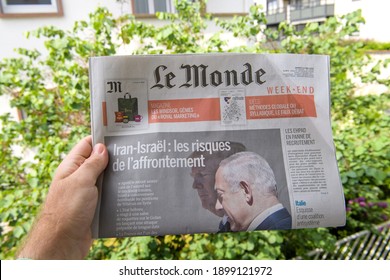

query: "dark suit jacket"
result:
(218, 220), (231, 233)
(255, 207), (292, 230)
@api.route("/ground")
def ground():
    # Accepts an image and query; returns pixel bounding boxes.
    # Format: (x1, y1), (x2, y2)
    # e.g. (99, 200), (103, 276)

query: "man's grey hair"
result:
(218, 151), (277, 195)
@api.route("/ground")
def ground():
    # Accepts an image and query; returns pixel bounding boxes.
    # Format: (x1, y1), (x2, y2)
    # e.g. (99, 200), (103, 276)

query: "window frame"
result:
(0, 0), (63, 18)
(131, 0), (250, 18)
(131, 0), (174, 17)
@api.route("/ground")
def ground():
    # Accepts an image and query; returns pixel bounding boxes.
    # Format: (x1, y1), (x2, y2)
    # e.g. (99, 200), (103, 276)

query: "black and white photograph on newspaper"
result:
(98, 129), (291, 237)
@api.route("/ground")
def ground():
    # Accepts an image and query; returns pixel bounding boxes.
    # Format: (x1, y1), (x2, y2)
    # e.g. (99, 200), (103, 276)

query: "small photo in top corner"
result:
(105, 79), (149, 132)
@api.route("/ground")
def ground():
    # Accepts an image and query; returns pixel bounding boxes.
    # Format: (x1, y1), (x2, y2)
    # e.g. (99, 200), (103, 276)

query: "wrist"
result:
(17, 213), (57, 259)
(17, 212), (85, 260)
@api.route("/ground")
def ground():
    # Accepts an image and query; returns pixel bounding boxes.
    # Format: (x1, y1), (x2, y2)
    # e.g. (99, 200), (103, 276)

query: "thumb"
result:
(72, 143), (109, 187)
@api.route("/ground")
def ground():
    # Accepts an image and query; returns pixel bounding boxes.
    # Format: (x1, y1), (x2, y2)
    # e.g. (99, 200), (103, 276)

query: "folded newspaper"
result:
(89, 53), (346, 238)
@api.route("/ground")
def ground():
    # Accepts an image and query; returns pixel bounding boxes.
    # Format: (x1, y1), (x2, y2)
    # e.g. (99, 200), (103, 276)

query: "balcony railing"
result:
(266, 1), (335, 26)
(266, 7), (287, 26)
(301, 221), (390, 260)
(290, 3), (334, 22)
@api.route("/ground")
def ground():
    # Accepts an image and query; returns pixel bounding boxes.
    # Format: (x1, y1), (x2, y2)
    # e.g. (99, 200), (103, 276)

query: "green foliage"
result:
(360, 40), (390, 51)
(0, 2), (389, 260)
(86, 232), (283, 260)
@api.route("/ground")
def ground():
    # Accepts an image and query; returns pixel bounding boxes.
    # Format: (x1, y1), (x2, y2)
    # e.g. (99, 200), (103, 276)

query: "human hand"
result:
(17, 136), (108, 259)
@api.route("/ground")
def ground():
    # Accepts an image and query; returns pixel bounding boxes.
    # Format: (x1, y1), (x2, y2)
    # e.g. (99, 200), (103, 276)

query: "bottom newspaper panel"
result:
(93, 128), (345, 238)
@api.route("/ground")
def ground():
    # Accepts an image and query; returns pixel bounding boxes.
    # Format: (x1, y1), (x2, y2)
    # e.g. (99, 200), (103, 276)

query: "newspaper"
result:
(89, 53), (346, 238)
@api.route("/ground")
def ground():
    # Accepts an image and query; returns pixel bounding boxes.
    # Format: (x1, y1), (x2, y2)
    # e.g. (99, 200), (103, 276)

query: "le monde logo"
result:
(151, 63), (267, 89)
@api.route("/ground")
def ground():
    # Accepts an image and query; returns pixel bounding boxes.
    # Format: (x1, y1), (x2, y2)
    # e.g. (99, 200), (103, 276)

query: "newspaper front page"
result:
(89, 53), (346, 238)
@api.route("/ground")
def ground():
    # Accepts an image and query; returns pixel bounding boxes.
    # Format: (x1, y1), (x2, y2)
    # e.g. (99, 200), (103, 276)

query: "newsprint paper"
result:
(89, 53), (346, 238)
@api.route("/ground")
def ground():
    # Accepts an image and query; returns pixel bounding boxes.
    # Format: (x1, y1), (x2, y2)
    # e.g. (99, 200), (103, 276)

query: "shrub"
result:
(0, 1), (388, 259)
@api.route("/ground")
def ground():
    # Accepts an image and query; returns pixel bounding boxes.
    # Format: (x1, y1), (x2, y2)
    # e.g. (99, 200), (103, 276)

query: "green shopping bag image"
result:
(118, 93), (138, 121)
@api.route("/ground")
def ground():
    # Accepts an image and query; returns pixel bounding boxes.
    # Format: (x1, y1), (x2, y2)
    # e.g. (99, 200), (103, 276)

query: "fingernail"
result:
(93, 144), (105, 155)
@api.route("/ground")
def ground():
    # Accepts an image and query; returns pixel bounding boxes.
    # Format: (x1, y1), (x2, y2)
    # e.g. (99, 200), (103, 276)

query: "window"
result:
(8, 0), (52, 4)
(267, 0), (280, 14)
(290, 0), (323, 10)
(0, 0), (63, 17)
(132, 0), (173, 14)
(290, 0), (303, 9)
(132, 0), (252, 16)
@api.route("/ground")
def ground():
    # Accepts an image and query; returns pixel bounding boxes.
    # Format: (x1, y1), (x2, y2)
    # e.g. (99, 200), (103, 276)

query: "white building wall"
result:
(335, 0), (390, 42)
(0, 0), (128, 60)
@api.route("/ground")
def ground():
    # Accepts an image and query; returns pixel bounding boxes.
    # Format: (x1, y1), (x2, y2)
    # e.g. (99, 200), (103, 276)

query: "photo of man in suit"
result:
(215, 151), (292, 231)
(189, 142), (246, 232)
